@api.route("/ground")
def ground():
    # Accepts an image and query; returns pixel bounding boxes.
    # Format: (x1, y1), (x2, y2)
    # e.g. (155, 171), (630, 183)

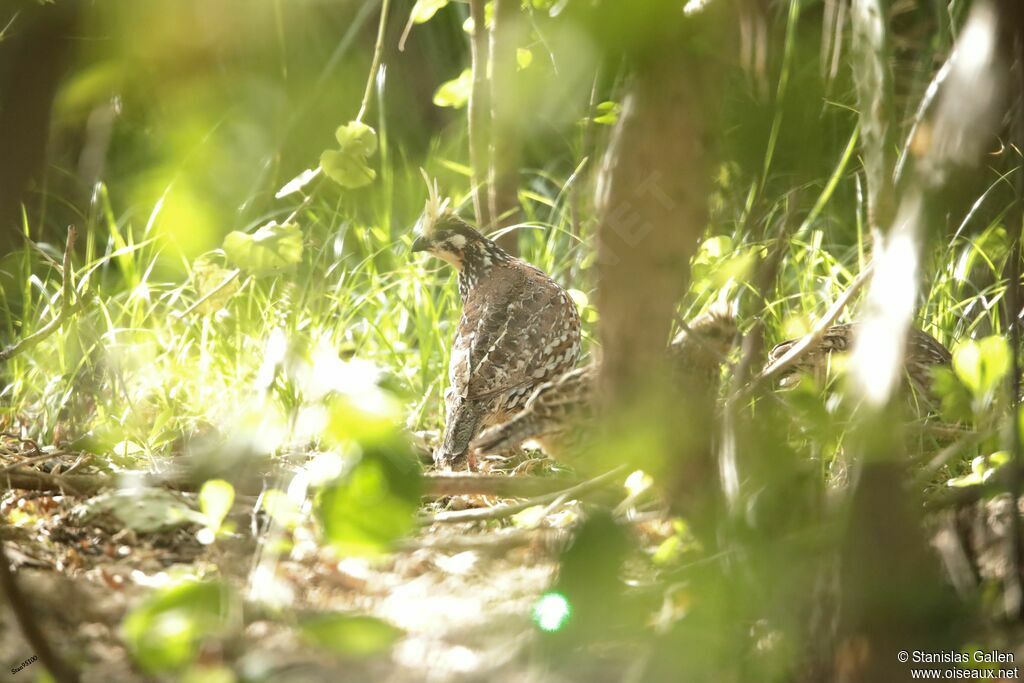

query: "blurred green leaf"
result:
(953, 336), (1009, 398)
(592, 100), (621, 125)
(410, 0), (449, 24)
(223, 221), (303, 276)
(77, 488), (200, 533)
(517, 48), (533, 70)
(275, 167), (320, 199)
(199, 479), (235, 532)
(320, 121), (379, 188)
(260, 489), (303, 530)
(122, 580), (230, 674)
(325, 391), (405, 447)
(191, 254), (240, 314)
(433, 69), (473, 109)
(931, 366), (974, 423)
(315, 451), (421, 555)
(948, 451), (1007, 488)
(298, 613), (403, 657)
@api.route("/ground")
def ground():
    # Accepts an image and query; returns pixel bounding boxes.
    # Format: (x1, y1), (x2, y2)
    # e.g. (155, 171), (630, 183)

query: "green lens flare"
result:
(533, 592), (572, 632)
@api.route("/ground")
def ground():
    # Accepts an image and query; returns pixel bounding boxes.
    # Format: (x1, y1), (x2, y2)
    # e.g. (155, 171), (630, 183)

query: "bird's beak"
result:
(411, 235), (429, 253)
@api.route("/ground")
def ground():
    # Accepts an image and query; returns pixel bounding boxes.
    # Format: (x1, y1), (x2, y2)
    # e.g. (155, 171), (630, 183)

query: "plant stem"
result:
(356, 0), (391, 125)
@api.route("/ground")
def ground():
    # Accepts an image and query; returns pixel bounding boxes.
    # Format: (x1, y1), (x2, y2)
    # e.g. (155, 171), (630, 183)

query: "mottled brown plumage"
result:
(412, 182), (581, 468)
(472, 308), (737, 459)
(768, 323), (952, 392)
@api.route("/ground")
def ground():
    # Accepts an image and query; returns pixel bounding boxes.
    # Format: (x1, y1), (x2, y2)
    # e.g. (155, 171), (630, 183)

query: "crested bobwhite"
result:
(767, 323), (952, 392)
(472, 307), (738, 458)
(412, 179), (581, 468)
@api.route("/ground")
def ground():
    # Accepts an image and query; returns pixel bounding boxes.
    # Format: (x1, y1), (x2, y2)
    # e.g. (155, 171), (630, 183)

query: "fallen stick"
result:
(0, 465), (608, 504)
(421, 467), (625, 525)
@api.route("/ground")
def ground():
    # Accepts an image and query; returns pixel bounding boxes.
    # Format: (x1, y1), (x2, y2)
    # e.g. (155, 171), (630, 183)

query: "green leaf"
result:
(410, 0), (449, 24)
(191, 254), (240, 314)
(77, 487), (199, 533)
(517, 48), (533, 70)
(325, 391), (405, 447)
(953, 336), (1010, 397)
(315, 451), (421, 556)
(320, 121), (378, 189)
(260, 489), (302, 530)
(298, 614), (402, 657)
(223, 221), (303, 276)
(199, 479), (235, 533)
(592, 100), (621, 125)
(433, 69), (473, 109)
(931, 366), (974, 423)
(122, 580), (230, 673)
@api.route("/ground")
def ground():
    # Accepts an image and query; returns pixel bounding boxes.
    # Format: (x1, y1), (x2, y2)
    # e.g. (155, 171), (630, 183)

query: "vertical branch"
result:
(467, 0), (492, 228)
(837, 4), (1014, 679)
(487, 0), (522, 254)
(997, 0), (1024, 620)
(850, 0), (896, 233)
(355, 0), (391, 125)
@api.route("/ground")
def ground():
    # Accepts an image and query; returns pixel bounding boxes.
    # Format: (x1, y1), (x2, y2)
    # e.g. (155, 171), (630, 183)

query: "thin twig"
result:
(0, 451), (72, 475)
(172, 268), (242, 320)
(421, 467), (625, 525)
(733, 264), (873, 401)
(356, 0), (391, 125)
(467, 0), (492, 227)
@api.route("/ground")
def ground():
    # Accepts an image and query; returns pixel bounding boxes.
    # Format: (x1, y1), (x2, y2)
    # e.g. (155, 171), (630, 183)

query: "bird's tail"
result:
(472, 411), (543, 455)
(435, 399), (486, 467)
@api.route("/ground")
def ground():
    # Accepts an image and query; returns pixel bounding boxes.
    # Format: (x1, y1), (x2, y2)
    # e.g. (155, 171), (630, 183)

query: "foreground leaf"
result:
(223, 221), (303, 276)
(320, 121), (378, 188)
(299, 613), (402, 657)
(122, 580), (231, 673)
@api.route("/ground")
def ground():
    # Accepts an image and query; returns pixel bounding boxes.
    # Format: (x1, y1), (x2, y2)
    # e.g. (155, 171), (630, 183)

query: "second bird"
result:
(411, 180), (581, 469)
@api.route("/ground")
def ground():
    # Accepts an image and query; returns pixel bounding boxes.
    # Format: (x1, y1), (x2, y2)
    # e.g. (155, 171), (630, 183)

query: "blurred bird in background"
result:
(768, 323), (952, 395)
(473, 306), (738, 460)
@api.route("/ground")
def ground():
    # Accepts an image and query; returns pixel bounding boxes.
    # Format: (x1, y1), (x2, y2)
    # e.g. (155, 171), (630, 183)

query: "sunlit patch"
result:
(434, 551), (478, 576)
(337, 557), (373, 581)
(532, 592), (571, 632)
(130, 282), (151, 302)
(247, 562), (295, 608)
(624, 469), (653, 497)
(850, 199), (920, 406)
(954, 4), (995, 75)
(255, 328), (289, 389)
(304, 450), (348, 487)
(130, 570), (173, 589)
(683, 0), (711, 17)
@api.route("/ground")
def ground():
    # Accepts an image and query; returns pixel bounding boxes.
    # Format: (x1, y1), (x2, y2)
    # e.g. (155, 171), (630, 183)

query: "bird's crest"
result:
(418, 169), (452, 236)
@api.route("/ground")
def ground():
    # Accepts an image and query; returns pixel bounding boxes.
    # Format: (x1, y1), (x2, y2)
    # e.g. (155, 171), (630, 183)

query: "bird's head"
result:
(673, 300), (740, 359)
(410, 174), (492, 271)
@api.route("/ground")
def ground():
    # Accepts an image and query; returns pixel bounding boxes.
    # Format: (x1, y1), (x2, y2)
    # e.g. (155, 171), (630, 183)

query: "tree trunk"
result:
(593, 48), (718, 519)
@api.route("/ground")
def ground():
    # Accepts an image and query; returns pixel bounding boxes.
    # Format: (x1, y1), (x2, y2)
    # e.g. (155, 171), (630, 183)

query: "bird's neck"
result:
(457, 240), (513, 299)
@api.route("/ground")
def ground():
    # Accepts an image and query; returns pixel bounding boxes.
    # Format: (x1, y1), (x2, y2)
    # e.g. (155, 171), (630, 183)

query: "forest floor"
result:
(0, 439), (592, 683)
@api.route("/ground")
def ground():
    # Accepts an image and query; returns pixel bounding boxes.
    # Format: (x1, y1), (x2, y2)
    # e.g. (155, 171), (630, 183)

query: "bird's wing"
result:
(452, 268), (579, 402)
